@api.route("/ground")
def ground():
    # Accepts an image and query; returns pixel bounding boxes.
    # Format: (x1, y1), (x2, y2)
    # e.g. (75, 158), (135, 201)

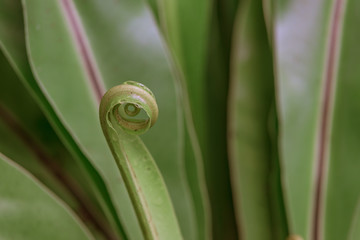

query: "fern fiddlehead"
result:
(99, 81), (182, 240)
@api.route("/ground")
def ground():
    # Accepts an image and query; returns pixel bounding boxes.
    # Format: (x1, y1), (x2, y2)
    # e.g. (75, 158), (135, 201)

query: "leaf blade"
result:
(323, 0), (360, 238)
(228, 0), (287, 239)
(273, 0), (360, 239)
(0, 1), (127, 237)
(0, 153), (92, 240)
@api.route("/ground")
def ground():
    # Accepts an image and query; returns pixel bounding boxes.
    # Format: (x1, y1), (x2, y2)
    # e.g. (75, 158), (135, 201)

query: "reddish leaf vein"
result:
(60, 0), (105, 102)
(313, 0), (345, 239)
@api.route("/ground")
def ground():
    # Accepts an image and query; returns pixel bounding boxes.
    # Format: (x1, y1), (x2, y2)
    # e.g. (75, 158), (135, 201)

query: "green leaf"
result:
(0, 153), (92, 240)
(273, 0), (360, 238)
(0, 49), (74, 207)
(100, 82), (182, 240)
(0, 51), (76, 210)
(148, 0), (243, 238)
(273, 1), (333, 236)
(67, 1), (201, 238)
(205, 0), (240, 238)
(20, 0), (207, 239)
(228, 0), (287, 239)
(21, 0), (138, 237)
(0, 1), (126, 238)
(0, 50), (119, 239)
(323, 0), (360, 239)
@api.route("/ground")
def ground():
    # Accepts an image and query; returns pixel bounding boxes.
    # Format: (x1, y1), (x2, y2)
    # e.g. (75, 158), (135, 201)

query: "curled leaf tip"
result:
(99, 81), (182, 240)
(100, 81), (158, 136)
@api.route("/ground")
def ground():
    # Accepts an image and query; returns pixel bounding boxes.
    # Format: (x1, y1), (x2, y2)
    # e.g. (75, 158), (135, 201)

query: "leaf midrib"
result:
(312, 0), (347, 239)
(59, 0), (105, 102)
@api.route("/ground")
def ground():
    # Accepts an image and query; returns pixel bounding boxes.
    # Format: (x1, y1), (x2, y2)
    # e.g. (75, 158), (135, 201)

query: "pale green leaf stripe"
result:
(0, 153), (93, 240)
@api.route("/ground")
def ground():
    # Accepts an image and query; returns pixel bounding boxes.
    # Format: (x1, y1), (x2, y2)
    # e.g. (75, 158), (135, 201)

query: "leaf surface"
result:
(273, 0), (360, 239)
(0, 153), (92, 240)
(20, 0), (204, 238)
(69, 0), (200, 238)
(0, 1), (126, 238)
(228, 0), (287, 239)
(149, 0), (242, 237)
(0, 50), (119, 239)
(323, 0), (360, 239)
(22, 0), (142, 237)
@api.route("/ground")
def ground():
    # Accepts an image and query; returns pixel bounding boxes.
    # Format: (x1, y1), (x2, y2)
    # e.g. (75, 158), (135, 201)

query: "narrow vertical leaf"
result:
(273, 0), (333, 237)
(205, 0), (240, 238)
(228, 0), (287, 239)
(324, 0), (360, 239)
(274, 0), (360, 239)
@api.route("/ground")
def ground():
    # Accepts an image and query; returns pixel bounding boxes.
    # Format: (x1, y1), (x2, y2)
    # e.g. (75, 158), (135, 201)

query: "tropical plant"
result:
(1, 0), (359, 240)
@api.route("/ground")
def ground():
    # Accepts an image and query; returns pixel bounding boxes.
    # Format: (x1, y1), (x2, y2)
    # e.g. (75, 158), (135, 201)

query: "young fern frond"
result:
(99, 81), (182, 240)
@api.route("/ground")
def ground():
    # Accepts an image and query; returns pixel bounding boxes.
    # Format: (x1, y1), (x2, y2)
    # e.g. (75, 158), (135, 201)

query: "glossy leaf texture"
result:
(0, 153), (92, 240)
(273, 0), (360, 239)
(228, 0), (287, 239)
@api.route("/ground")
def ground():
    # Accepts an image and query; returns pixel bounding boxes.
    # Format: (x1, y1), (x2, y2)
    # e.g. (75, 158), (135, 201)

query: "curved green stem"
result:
(99, 81), (182, 240)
